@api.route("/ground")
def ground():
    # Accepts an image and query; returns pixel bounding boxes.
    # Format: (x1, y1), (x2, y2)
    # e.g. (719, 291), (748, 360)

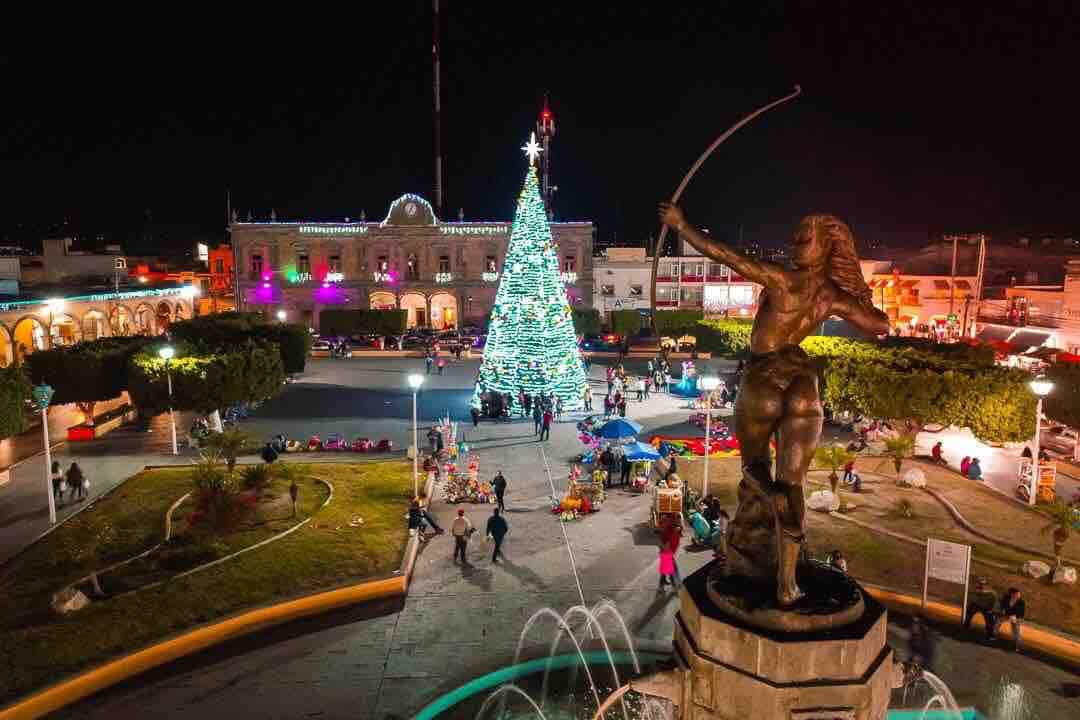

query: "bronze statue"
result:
(658, 204), (888, 607)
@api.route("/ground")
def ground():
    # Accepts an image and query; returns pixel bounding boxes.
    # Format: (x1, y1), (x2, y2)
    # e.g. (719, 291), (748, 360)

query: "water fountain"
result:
(416, 577), (983, 720)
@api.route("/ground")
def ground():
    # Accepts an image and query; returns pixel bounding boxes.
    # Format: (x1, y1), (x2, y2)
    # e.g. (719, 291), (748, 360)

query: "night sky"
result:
(2, 2), (1077, 252)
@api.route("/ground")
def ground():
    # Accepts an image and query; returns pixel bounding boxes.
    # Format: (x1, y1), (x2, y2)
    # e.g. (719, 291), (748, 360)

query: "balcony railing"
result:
(680, 275), (704, 283)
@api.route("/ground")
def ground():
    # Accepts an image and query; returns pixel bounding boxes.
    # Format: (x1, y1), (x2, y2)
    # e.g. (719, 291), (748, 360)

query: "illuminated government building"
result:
(231, 194), (594, 330)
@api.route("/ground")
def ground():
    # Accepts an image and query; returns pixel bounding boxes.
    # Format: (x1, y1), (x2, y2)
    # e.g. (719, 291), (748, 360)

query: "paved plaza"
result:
(1, 356), (1073, 719)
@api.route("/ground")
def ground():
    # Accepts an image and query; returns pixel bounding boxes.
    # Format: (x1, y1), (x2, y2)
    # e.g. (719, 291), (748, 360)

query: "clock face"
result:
(405, 202), (418, 217)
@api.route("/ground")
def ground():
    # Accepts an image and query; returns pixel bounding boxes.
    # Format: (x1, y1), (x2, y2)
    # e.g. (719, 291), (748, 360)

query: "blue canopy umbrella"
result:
(597, 418), (643, 439)
(624, 440), (661, 461)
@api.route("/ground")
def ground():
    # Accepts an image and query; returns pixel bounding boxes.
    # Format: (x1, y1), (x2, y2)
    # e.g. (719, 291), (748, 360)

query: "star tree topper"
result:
(521, 131), (543, 166)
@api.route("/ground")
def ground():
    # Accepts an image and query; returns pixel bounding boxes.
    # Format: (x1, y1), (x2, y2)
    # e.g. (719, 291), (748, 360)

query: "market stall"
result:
(624, 440), (661, 491)
(442, 453), (495, 504)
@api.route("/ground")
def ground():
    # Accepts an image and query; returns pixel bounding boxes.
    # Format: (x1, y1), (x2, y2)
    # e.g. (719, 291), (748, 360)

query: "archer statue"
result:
(658, 203), (889, 606)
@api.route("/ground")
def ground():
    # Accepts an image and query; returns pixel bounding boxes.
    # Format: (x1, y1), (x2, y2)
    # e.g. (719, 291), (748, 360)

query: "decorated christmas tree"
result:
(472, 135), (588, 412)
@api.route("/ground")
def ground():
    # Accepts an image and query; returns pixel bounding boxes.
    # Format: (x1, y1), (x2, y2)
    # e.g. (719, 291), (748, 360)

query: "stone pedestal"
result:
(672, 563), (894, 720)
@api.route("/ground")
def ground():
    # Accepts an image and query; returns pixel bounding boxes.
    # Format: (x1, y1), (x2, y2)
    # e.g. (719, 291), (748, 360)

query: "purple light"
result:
(312, 284), (348, 305)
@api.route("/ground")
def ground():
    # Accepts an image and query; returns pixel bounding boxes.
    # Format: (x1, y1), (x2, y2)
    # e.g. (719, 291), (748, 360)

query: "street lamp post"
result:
(408, 374), (425, 499)
(1028, 376), (1054, 506)
(276, 309), (287, 322)
(159, 346), (178, 456)
(699, 376), (721, 499)
(32, 384), (56, 524)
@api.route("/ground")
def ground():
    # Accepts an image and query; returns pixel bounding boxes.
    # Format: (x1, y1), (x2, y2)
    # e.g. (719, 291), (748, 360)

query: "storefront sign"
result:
(299, 225), (369, 235)
(373, 272), (394, 283)
(325, 272), (345, 283)
(288, 272), (312, 284)
(435, 272), (453, 283)
(561, 271), (577, 284)
(482, 271), (499, 282)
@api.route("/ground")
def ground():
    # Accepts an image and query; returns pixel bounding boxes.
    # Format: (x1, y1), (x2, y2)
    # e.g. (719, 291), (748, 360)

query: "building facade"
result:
(230, 194), (594, 330)
(860, 260), (980, 338)
(591, 243), (762, 321)
(0, 285), (196, 366)
(976, 260), (1080, 354)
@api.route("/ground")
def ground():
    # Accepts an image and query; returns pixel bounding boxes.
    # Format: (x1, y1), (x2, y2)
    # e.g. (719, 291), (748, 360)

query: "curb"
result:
(862, 583), (1080, 670)
(0, 467), (429, 720)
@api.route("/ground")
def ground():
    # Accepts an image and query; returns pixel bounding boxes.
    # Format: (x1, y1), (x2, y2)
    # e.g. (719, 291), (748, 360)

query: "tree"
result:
(472, 162), (588, 411)
(571, 308), (601, 335)
(204, 428), (251, 474)
(318, 309), (407, 338)
(1043, 362), (1080, 430)
(883, 435), (914, 481)
(0, 364), (30, 440)
(654, 310), (705, 338)
(802, 336), (1037, 444)
(24, 337), (148, 424)
(1040, 500), (1078, 569)
(696, 318), (753, 356)
(168, 313), (310, 375)
(609, 310), (642, 338)
(813, 444), (856, 494)
(127, 341), (284, 417)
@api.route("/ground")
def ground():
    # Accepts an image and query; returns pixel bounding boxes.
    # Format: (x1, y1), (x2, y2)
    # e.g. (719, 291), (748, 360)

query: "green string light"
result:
(472, 165), (588, 411)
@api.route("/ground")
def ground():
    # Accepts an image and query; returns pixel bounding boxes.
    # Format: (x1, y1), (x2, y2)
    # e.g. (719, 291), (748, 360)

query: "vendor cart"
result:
(1017, 458), (1057, 503)
(651, 481), (683, 530)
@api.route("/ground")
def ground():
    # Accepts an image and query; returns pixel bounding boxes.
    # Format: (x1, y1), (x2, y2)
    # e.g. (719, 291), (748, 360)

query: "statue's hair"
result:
(807, 214), (874, 306)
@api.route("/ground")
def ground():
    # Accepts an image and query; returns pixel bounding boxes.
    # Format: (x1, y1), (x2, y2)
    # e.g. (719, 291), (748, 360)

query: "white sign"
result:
(435, 272), (453, 284)
(325, 272), (345, 283)
(927, 538), (970, 584)
(482, 271), (500, 282)
(440, 225), (507, 235)
(923, 537), (972, 612)
(196, 243), (209, 262)
(299, 225), (369, 235)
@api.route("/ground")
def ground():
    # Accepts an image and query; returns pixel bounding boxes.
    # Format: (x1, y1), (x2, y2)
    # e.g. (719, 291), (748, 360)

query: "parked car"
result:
(582, 333), (620, 351)
(1041, 425), (1078, 458)
(311, 338), (331, 352)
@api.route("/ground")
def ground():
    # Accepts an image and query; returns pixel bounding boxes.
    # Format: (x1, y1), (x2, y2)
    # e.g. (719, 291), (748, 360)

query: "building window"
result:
(214, 258), (225, 274)
(439, 256), (451, 274)
(563, 256), (576, 273)
(407, 254), (419, 280)
(250, 254), (263, 280)
(730, 285), (755, 305)
(628, 285), (643, 297)
(200, 278), (211, 296)
(486, 255), (498, 272)
(298, 254), (311, 276)
(328, 255), (341, 273)
(601, 284), (615, 296)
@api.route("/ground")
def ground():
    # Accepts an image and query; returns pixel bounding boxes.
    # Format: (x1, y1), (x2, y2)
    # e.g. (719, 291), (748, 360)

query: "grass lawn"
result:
(0, 461), (412, 703)
(702, 459), (1080, 638)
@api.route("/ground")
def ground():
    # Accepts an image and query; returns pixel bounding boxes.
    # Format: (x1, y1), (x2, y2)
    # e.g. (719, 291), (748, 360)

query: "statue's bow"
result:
(650, 85), (802, 322)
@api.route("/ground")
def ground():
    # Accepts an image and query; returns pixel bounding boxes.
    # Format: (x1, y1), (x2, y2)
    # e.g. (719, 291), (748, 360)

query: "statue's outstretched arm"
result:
(658, 203), (783, 288)
(831, 291), (890, 337)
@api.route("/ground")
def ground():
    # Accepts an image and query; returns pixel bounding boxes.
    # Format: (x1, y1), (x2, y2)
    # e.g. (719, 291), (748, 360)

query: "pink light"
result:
(263, 282), (271, 289)
(262, 273), (271, 281)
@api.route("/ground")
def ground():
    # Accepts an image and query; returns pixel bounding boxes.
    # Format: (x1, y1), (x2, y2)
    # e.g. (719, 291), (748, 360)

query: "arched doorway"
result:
(134, 304), (155, 335)
(156, 302), (173, 334)
(110, 306), (134, 336)
(13, 316), (48, 361)
(0, 325), (12, 367)
(83, 311), (107, 341)
(369, 291), (397, 310)
(50, 314), (81, 347)
(399, 293), (427, 328)
(430, 293), (458, 330)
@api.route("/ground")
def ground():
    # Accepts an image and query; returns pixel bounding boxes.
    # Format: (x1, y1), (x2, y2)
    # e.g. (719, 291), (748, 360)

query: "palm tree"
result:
(884, 435), (914, 483)
(814, 444), (856, 494)
(1040, 500), (1078, 569)
(204, 428), (251, 474)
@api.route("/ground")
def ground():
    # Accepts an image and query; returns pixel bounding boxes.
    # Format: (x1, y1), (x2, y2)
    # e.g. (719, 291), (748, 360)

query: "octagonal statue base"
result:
(671, 560), (895, 720)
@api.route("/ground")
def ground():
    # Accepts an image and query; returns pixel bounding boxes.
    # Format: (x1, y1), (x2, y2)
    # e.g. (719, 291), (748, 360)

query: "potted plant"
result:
(884, 435), (914, 483)
(813, 444), (856, 495)
(1040, 500), (1079, 569)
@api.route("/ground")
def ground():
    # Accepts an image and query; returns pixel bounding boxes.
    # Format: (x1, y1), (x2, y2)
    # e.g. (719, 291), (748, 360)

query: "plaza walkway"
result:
(8, 356), (1074, 719)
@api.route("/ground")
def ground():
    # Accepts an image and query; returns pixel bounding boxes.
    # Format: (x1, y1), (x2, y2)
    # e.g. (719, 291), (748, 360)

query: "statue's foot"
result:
(776, 535), (805, 607)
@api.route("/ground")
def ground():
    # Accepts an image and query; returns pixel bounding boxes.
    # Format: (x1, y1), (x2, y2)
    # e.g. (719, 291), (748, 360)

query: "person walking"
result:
(471, 406), (480, 428)
(492, 470), (507, 512)
(666, 517), (684, 585)
(451, 508), (474, 565)
(540, 407), (553, 441)
(603, 394), (613, 418)
(51, 461), (64, 506)
(486, 507), (509, 563)
(992, 588), (1026, 651)
(533, 402), (543, 435)
(620, 453), (631, 486)
(555, 396), (564, 421)
(644, 375), (651, 399)
(963, 577), (998, 638)
(66, 462), (85, 503)
(967, 457), (983, 481)
(425, 350), (433, 375)
(635, 377), (644, 402)
(617, 396), (627, 418)
(664, 371), (673, 393)
(437, 356), (446, 375)
(657, 519), (679, 590)
(606, 366), (615, 395)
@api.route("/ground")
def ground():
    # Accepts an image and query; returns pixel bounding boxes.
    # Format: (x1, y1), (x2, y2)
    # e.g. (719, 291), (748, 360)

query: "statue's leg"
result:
(725, 372), (783, 578)
(774, 373), (823, 606)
